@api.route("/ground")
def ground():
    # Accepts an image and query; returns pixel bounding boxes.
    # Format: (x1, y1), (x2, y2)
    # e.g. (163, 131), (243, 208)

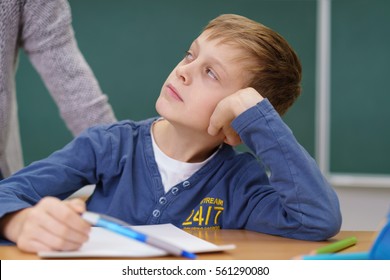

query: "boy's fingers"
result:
(17, 237), (52, 253)
(40, 214), (89, 246)
(64, 198), (86, 213)
(37, 197), (90, 239)
(208, 98), (236, 136)
(209, 88), (263, 143)
(223, 127), (242, 146)
(208, 98), (242, 145)
(207, 107), (224, 136)
(16, 203), (89, 252)
(207, 123), (220, 136)
(18, 220), (85, 252)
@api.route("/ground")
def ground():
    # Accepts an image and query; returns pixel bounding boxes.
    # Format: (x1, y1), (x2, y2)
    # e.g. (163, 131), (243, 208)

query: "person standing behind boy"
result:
(0, 0), (116, 179)
(0, 14), (341, 253)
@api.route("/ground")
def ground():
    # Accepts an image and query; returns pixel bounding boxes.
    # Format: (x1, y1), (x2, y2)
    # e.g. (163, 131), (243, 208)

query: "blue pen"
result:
(82, 211), (196, 259)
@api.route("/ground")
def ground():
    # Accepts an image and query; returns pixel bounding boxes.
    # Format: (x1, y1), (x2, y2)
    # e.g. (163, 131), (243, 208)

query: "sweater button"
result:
(152, 209), (161, 217)
(159, 197), (167, 205)
(171, 187), (179, 195)
(182, 181), (190, 188)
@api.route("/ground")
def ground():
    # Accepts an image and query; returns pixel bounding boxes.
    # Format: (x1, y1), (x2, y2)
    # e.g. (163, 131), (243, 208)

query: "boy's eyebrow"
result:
(192, 39), (229, 79)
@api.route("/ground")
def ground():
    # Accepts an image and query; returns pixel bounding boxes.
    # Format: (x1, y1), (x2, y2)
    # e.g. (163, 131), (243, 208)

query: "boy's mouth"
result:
(166, 84), (184, 102)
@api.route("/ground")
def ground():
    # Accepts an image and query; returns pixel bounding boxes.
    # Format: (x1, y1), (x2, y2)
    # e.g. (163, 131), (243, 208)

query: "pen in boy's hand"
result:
(81, 211), (197, 259)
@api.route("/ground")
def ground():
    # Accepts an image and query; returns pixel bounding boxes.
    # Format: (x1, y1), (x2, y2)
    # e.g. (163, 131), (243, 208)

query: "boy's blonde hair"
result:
(204, 14), (302, 115)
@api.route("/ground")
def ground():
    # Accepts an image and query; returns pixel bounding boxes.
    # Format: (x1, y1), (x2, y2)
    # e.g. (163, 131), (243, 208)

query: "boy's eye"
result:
(184, 51), (194, 61)
(206, 68), (218, 80)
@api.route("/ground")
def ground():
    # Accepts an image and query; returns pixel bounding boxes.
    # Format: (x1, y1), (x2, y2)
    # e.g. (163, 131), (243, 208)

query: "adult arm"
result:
(21, 0), (116, 135)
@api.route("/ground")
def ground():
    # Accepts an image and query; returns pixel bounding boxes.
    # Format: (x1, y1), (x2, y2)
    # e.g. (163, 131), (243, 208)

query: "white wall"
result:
(336, 187), (390, 231)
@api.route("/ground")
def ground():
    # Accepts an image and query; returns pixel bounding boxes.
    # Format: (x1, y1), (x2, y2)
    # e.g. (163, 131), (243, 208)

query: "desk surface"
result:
(0, 230), (375, 260)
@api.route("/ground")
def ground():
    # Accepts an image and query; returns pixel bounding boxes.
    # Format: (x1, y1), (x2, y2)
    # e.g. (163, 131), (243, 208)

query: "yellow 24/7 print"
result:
(182, 205), (224, 227)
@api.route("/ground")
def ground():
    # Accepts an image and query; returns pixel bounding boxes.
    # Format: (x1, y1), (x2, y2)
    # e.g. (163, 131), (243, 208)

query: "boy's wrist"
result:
(0, 208), (29, 242)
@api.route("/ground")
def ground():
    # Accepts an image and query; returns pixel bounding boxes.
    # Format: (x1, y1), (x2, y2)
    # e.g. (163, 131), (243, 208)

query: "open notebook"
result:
(39, 224), (235, 258)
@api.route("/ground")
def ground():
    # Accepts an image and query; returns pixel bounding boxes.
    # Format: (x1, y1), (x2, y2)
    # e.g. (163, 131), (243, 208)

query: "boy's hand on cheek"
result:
(3, 197), (90, 253)
(208, 87), (264, 146)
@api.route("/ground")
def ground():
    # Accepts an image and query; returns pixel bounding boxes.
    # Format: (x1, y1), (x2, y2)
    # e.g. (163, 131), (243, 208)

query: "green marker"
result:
(313, 236), (358, 254)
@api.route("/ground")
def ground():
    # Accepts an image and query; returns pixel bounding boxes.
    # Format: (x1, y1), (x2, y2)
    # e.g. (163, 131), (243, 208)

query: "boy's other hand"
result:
(0, 197), (90, 253)
(208, 87), (263, 146)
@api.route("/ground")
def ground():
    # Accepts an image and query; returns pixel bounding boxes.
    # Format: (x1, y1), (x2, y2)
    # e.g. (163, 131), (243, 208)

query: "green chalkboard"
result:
(16, 0), (317, 165)
(330, 0), (390, 175)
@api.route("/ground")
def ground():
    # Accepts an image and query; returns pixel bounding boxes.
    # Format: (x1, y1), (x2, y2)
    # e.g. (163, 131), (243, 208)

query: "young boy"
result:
(0, 14), (341, 253)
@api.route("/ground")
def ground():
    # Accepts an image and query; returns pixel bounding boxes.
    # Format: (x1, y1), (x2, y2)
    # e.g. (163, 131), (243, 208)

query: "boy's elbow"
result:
(313, 220), (342, 241)
(300, 193), (343, 241)
(324, 212), (343, 239)
(300, 211), (342, 241)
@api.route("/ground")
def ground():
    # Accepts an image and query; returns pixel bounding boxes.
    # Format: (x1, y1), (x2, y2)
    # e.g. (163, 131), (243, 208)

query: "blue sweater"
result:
(0, 100), (341, 240)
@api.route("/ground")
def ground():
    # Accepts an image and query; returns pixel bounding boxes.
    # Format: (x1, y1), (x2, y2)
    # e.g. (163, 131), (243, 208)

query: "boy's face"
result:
(156, 30), (250, 135)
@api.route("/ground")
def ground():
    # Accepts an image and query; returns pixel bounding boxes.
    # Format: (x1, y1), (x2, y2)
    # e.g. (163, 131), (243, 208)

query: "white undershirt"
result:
(151, 121), (219, 193)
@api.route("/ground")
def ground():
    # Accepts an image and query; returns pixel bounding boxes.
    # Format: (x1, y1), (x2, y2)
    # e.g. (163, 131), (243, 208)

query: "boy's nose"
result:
(175, 65), (192, 85)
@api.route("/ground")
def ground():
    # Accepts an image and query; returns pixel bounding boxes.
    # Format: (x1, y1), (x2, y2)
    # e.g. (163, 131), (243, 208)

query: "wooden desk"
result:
(0, 230), (375, 260)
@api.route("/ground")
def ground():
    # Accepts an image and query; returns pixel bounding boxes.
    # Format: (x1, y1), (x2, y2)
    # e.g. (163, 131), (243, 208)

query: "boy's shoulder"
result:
(88, 117), (158, 134)
(80, 118), (158, 143)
